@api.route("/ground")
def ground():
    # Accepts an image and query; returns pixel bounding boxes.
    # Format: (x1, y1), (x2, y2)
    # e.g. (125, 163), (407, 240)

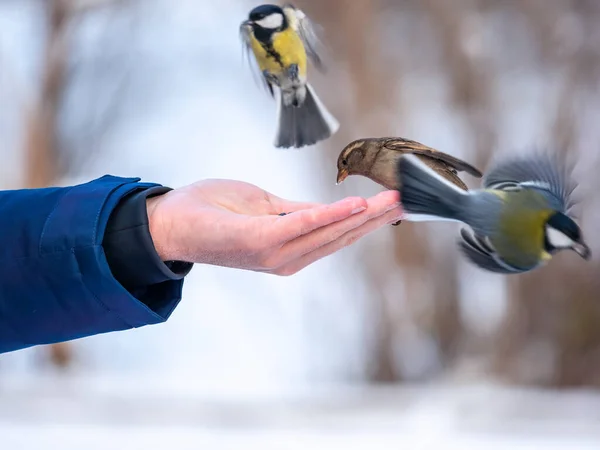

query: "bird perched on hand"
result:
(396, 151), (591, 274)
(240, 3), (339, 149)
(336, 137), (483, 191)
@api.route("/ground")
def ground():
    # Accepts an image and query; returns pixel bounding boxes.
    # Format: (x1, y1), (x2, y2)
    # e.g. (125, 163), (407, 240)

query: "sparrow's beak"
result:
(336, 168), (348, 185)
(572, 241), (591, 260)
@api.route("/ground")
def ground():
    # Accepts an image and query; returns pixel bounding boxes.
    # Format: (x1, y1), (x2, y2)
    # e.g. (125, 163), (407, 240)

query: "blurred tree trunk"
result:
(421, 0), (497, 366)
(494, 0), (600, 386)
(23, 0), (73, 368)
(25, 0), (70, 188)
(342, 0), (405, 382)
(333, 0), (408, 383)
(298, 0), (415, 382)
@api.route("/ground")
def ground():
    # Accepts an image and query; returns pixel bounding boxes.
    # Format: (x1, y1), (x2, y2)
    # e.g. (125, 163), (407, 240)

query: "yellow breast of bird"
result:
(249, 28), (307, 77)
(494, 192), (554, 266)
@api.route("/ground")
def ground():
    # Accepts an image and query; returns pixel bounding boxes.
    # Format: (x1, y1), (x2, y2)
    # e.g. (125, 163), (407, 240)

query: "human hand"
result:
(146, 179), (402, 276)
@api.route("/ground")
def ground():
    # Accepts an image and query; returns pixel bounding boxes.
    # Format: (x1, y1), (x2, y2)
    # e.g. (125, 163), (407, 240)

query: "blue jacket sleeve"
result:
(0, 175), (185, 354)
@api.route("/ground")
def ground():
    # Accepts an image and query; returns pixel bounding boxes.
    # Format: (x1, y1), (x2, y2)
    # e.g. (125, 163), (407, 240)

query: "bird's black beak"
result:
(572, 241), (591, 260)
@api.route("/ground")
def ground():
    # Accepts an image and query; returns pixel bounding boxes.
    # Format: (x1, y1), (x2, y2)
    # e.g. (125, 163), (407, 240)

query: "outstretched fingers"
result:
(279, 190), (400, 259)
(269, 196), (369, 244)
(274, 203), (403, 275)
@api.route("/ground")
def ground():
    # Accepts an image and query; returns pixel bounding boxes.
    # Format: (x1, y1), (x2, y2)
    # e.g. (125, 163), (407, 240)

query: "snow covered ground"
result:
(2, 377), (600, 449)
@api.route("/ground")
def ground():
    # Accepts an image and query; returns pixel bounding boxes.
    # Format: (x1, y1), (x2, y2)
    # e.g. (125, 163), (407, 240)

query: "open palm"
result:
(148, 179), (402, 275)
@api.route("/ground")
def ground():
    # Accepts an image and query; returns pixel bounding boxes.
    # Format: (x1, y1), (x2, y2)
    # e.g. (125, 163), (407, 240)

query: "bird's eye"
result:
(342, 159), (348, 166)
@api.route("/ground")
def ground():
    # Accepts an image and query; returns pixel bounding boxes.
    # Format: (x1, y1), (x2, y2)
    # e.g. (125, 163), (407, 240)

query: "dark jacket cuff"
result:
(102, 186), (193, 292)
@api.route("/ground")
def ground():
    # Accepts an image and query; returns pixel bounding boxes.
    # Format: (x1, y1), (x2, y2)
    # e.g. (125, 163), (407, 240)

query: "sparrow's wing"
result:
(239, 21), (274, 97)
(458, 228), (530, 274)
(283, 4), (325, 72)
(484, 152), (577, 212)
(383, 138), (483, 177)
(429, 167), (469, 191)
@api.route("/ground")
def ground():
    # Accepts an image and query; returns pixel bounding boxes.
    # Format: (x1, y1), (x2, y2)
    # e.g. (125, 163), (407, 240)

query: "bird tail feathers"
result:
(274, 83), (339, 149)
(397, 154), (470, 223)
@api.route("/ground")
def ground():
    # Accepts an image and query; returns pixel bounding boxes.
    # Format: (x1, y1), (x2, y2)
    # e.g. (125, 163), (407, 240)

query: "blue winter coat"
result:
(0, 175), (185, 354)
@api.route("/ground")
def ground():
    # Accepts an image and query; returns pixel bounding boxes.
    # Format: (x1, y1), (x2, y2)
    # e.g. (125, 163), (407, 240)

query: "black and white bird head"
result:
(544, 211), (590, 259)
(248, 4), (287, 31)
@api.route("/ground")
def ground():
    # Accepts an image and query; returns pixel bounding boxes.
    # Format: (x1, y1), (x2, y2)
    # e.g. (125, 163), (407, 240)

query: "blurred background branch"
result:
(19, 0), (133, 368)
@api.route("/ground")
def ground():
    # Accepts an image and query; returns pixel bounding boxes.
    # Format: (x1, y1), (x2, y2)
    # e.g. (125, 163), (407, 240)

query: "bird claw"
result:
(391, 220), (402, 226)
(278, 212), (293, 216)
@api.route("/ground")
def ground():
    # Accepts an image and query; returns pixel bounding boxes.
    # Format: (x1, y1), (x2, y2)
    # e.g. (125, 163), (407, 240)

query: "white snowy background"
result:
(1, 0), (600, 448)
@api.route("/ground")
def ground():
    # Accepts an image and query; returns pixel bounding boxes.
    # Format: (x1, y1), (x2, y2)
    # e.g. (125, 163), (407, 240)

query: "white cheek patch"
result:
(256, 13), (283, 29)
(546, 226), (574, 248)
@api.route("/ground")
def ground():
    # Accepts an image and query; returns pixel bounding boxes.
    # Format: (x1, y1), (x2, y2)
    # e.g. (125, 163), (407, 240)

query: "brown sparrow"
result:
(336, 137), (483, 225)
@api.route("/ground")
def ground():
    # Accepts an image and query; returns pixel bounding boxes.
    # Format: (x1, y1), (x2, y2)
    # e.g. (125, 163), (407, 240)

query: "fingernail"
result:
(352, 206), (367, 214)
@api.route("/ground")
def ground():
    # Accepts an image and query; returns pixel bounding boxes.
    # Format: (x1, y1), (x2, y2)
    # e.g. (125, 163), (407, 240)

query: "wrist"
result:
(103, 185), (193, 290)
(146, 194), (179, 262)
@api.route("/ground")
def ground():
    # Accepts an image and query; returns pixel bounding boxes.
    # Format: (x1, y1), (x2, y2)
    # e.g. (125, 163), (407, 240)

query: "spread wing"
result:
(483, 152), (577, 212)
(283, 4), (325, 72)
(383, 138), (483, 177)
(458, 228), (531, 274)
(239, 20), (274, 97)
